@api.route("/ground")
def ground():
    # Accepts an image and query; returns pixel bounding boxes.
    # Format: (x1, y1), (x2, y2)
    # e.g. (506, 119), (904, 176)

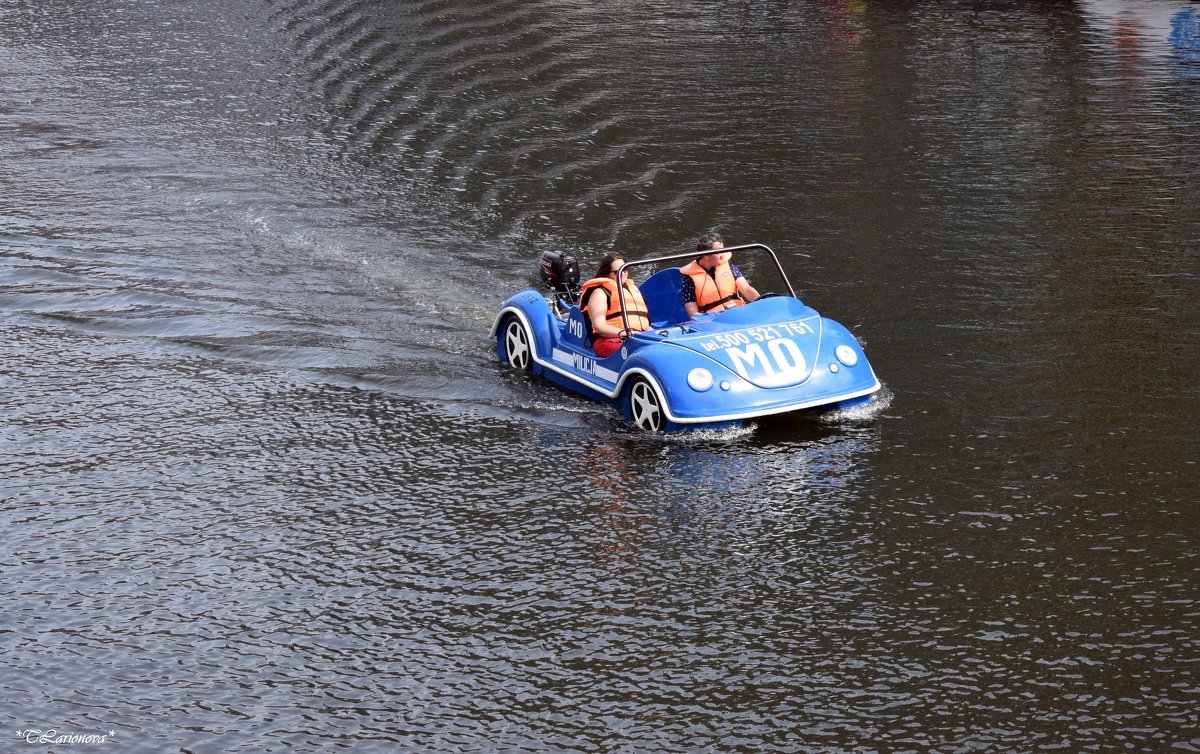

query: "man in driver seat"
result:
(680, 232), (760, 318)
(579, 254), (651, 358)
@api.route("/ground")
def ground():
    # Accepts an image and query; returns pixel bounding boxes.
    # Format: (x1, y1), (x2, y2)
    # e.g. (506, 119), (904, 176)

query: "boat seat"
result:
(639, 268), (688, 328)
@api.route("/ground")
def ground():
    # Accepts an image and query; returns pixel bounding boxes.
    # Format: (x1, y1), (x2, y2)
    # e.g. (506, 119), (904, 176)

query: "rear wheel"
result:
(626, 378), (665, 432)
(500, 316), (533, 371)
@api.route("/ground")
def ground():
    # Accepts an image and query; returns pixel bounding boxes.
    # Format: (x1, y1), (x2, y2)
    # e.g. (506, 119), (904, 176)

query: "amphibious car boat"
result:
(492, 244), (880, 432)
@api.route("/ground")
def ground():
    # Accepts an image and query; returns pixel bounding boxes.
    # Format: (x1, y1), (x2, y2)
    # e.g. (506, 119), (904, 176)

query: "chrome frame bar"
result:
(614, 244), (796, 332)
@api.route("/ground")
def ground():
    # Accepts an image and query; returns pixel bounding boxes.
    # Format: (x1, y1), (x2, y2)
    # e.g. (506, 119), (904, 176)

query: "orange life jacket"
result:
(680, 259), (743, 313)
(579, 277), (651, 339)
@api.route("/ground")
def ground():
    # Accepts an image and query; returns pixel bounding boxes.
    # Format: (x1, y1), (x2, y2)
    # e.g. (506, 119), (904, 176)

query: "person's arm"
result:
(737, 275), (760, 303)
(681, 276), (699, 318)
(586, 289), (625, 338)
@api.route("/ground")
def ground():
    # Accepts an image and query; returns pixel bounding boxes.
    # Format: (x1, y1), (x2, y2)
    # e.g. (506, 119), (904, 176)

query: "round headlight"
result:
(835, 344), (858, 367)
(687, 368), (714, 392)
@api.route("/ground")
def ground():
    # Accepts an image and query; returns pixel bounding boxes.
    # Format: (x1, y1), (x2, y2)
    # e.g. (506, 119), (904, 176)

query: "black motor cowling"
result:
(538, 249), (579, 296)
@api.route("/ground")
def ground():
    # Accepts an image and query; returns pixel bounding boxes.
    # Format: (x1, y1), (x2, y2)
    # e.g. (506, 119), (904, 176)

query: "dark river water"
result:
(3, 1), (1198, 752)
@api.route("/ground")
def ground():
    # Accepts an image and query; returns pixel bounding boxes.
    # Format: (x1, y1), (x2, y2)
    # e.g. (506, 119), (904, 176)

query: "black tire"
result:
(625, 377), (665, 432)
(501, 316), (533, 371)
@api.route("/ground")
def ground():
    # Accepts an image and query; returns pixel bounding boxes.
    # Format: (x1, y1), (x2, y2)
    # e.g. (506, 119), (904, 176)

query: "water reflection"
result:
(1082, 0), (1200, 58)
(523, 413), (886, 583)
(579, 436), (648, 564)
(1170, 7), (1200, 65)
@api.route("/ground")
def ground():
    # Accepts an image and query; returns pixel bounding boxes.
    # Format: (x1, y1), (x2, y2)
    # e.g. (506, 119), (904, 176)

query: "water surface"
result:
(2, 1), (1197, 752)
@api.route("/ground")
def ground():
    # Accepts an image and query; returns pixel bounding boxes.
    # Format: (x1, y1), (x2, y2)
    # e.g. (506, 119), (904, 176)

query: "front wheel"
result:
(500, 316), (533, 371)
(625, 377), (665, 432)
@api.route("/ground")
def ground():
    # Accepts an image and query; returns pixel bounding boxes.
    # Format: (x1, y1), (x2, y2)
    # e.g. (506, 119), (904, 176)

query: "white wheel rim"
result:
(630, 381), (662, 431)
(505, 321), (530, 369)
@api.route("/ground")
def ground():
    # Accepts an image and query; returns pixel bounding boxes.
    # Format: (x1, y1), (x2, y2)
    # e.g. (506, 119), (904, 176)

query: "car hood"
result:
(663, 308), (825, 389)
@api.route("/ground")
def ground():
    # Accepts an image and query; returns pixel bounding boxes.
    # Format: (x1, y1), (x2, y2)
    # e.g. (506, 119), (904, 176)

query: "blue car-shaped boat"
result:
(492, 244), (880, 431)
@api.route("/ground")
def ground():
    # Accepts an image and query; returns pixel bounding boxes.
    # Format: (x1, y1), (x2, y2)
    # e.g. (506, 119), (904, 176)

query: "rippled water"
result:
(2, 1), (1197, 752)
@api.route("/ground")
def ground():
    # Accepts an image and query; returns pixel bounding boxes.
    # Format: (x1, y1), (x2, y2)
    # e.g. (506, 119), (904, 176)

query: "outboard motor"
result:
(538, 250), (579, 315)
(539, 250), (579, 295)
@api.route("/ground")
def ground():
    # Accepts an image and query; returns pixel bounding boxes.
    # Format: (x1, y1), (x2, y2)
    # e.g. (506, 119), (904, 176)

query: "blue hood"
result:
(666, 307), (825, 389)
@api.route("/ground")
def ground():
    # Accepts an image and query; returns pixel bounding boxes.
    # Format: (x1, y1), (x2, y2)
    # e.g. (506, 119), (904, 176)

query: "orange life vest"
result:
(681, 260), (743, 313)
(579, 277), (651, 338)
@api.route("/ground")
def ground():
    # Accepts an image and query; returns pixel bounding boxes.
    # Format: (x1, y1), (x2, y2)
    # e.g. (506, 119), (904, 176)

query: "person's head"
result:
(595, 253), (627, 280)
(695, 233), (726, 270)
(696, 232), (724, 253)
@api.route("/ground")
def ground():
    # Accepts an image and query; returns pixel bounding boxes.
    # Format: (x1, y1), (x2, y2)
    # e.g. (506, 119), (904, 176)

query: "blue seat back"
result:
(639, 268), (688, 327)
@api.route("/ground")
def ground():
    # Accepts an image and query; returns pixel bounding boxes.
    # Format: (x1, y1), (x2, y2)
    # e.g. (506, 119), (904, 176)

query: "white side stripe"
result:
(552, 348), (619, 383)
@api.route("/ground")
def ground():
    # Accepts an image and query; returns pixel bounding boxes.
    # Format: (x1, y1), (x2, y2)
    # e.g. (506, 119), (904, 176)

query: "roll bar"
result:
(614, 243), (796, 332)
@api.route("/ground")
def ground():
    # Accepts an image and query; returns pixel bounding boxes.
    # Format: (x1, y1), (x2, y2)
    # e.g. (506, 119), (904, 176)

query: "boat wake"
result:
(820, 384), (893, 424)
